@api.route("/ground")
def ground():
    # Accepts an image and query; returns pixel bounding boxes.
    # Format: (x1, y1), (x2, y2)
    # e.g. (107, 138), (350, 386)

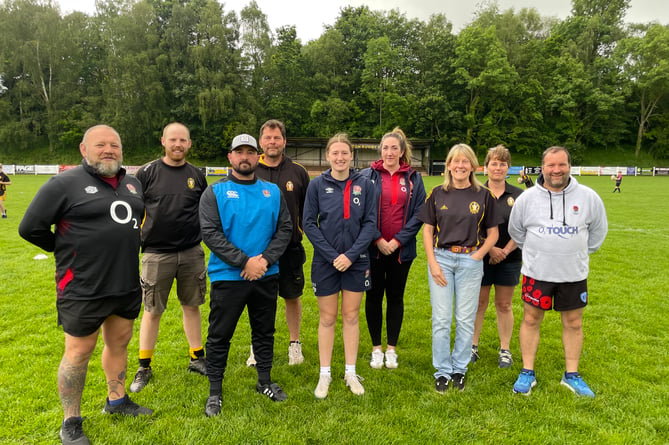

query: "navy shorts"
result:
(310, 259), (371, 296)
(57, 291), (141, 337)
(521, 275), (588, 311)
(278, 243), (306, 299)
(481, 260), (522, 287)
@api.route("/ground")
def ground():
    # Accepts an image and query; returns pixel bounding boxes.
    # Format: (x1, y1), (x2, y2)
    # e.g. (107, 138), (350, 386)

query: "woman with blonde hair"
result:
(418, 143), (501, 392)
(303, 133), (378, 398)
(361, 128), (425, 370)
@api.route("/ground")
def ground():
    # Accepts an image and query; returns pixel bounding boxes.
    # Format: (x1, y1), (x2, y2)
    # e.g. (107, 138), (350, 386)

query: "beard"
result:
(90, 158), (122, 177)
(231, 160), (256, 176)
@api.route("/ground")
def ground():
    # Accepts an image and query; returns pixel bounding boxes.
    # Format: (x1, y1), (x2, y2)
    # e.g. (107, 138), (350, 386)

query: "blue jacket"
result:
(360, 164), (426, 263)
(199, 176), (292, 282)
(303, 169), (378, 265)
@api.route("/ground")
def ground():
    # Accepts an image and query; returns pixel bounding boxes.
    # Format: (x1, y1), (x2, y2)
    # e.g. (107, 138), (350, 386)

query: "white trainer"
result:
(288, 341), (304, 365)
(314, 374), (332, 399)
(385, 349), (398, 369)
(246, 345), (256, 367)
(369, 349), (384, 369)
(344, 373), (365, 395)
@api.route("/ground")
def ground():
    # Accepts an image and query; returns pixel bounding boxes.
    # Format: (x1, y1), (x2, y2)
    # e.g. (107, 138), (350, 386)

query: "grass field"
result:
(1, 174), (668, 444)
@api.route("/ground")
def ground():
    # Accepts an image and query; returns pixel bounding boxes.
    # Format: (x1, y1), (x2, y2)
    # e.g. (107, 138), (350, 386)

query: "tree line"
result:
(1, 0), (668, 163)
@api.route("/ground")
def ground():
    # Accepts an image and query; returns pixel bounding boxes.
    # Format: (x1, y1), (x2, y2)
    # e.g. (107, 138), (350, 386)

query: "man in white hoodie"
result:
(508, 146), (607, 398)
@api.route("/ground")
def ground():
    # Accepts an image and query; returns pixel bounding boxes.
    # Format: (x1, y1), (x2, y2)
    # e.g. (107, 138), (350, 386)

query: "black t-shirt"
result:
(135, 159), (207, 253)
(418, 184), (502, 249)
(485, 181), (524, 263)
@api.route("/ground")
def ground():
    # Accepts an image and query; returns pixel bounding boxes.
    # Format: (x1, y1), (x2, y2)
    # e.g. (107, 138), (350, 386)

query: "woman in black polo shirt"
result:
(418, 143), (501, 392)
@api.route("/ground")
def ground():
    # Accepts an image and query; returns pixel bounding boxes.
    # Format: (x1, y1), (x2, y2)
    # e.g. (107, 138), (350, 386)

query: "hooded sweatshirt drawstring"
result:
(547, 190), (567, 226)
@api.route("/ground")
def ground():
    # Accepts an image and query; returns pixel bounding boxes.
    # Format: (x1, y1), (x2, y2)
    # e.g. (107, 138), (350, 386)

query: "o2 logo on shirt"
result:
(110, 200), (139, 229)
(469, 202), (480, 214)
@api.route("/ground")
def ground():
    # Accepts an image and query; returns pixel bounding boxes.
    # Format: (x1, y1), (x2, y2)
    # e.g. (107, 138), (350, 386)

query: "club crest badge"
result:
(286, 181), (294, 192)
(188, 178), (195, 189)
(469, 202), (480, 214)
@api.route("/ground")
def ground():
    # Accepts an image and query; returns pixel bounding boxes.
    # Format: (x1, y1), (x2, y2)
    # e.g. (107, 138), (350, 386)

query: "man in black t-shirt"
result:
(129, 123), (209, 394)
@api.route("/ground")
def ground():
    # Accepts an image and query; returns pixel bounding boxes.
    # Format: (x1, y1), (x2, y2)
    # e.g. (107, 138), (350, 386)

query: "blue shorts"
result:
(521, 275), (588, 311)
(481, 260), (522, 287)
(310, 259), (371, 296)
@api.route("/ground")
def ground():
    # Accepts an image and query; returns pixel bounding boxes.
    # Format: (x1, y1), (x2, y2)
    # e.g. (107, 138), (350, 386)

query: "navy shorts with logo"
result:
(310, 259), (371, 296)
(521, 275), (588, 311)
(57, 291), (141, 337)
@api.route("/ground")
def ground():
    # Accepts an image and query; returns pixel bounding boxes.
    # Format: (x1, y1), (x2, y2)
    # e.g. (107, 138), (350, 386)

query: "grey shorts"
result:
(140, 244), (207, 314)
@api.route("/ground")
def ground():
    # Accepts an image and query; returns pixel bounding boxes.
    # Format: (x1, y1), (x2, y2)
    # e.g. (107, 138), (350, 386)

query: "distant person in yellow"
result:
(0, 163), (11, 218)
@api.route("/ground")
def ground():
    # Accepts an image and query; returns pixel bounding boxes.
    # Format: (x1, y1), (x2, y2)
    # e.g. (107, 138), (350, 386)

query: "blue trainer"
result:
(560, 373), (595, 398)
(513, 370), (537, 395)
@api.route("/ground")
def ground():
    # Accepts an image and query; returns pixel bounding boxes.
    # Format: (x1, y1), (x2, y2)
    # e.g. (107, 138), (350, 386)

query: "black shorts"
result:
(481, 260), (522, 287)
(278, 243), (306, 299)
(521, 275), (588, 311)
(57, 291), (141, 337)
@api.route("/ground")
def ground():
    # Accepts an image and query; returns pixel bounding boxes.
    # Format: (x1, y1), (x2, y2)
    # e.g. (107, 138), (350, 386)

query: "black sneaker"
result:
(452, 373), (466, 390)
(498, 349), (513, 369)
(188, 357), (207, 375)
(256, 382), (288, 402)
(204, 395), (222, 417)
(103, 394), (153, 416)
(129, 366), (152, 393)
(59, 417), (90, 445)
(435, 376), (450, 393)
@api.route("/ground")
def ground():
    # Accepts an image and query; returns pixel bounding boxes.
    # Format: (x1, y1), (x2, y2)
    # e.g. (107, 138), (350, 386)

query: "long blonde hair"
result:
(442, 143), (482, 192)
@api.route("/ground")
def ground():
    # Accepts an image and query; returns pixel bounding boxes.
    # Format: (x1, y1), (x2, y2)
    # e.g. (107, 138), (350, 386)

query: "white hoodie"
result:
(508, 175), (608, 282)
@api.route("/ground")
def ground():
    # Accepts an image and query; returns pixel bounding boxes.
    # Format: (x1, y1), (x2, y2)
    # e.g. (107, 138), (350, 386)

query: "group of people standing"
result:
(17, 120), (608, 444)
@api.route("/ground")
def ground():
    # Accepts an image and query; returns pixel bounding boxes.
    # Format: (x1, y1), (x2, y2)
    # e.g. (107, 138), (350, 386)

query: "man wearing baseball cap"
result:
(199, 133), (293, 416)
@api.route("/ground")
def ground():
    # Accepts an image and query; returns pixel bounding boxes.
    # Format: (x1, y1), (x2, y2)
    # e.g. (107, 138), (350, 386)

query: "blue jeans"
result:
(428, 248), (483, 378)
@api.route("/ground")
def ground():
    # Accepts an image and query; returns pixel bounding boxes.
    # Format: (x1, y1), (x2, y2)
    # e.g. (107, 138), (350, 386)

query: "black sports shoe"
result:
(452, 373), (466, 390)
(129, 366), (152, 393)
(470, 345), (480, 364)
(256, 382), (288, 402)
(59, 417), (90, 445)
(205, 395), (222, 417)
(103, 394), (153, 416)
(435, 376), (450, 393)
(188, 357), (207, 375)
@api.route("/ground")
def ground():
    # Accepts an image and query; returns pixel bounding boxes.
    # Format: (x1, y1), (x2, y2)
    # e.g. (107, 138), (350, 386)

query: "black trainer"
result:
(452, 373), (466, 390)
(188, 357), (207, 375)
(129, 366), (152, 393)
(435, 376), (450, 393)
(103, 394), (153, 416)
(256, 382), (288, 402)
(205, 395), (222, 417)
(59, 417), (90, 445)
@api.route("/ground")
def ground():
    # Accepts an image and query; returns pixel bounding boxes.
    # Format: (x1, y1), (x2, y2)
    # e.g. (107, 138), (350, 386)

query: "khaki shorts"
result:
(141, 244), (207, 314)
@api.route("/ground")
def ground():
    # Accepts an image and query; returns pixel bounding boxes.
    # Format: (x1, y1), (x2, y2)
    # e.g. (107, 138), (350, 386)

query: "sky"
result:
(56, 0), (669, 43)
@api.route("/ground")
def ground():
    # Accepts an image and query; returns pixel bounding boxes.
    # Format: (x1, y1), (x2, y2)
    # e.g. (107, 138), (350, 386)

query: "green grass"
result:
(1, 174), (668, 444)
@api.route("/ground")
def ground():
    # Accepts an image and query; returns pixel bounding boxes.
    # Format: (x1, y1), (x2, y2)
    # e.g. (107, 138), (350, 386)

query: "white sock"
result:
(320, 367), (331, 376)
(345, 364), (356, 375)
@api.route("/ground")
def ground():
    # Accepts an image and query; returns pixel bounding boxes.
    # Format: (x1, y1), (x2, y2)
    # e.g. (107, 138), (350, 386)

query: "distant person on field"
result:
(19, 125), (152, 445)
(246, 119), (310, 368)
(471, 145), (523, 369)
(418, 143), (501, 393)
(517, 168), (534, 188)
(360, 128), (425, 370)
(129, 122), (209, 394)
(303, 133), (378, 399)
(509, 146), (608, 398)
(0, 163), (10, 218)
(199, 134), (292, 417)
(613, 171), (622, 193)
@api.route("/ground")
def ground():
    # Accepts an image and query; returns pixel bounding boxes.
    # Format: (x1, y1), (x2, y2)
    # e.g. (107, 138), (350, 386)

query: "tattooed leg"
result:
(101, 315), (134, 401)
(60, 332), (98, 419)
